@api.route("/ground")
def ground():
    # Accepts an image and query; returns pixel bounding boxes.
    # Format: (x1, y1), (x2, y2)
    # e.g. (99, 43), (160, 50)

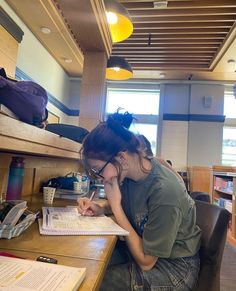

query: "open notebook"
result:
(39, 207), (129, 236)
(0, 255), (86, 291)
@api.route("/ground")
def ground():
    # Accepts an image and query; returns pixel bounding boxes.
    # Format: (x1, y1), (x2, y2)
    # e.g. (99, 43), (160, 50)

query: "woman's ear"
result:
(116, 151), (127, 164)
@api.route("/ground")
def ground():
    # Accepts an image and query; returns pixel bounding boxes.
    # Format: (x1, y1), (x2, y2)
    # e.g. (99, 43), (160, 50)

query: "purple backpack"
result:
(0, 68), (48, 127)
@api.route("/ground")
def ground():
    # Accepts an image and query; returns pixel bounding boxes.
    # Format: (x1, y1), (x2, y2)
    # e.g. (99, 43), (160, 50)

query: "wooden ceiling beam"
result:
(132, 15), (236, 23)
(115, 56), (213, 60)
(113, 52), (214, 56)
(133, 28), (229, 35)
(128, 59), (209, 65)
(121, 0), (236, 9)
(134, 22), (233, 28)
(130, 63), (209, 69)
(128, 35), (226, 39)
(55, 0), (112, 56)
(116, 40), (221, 44)
(112, 52), (216, 55)
(129, 8), (236, 17)
(112, 47), (217, 55)
(113, 53), (214, 57)
(113, 44), (218, 48)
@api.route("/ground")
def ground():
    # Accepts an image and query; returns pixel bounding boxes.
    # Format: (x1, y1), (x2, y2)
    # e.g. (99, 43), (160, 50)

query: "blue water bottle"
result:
(6, 157), (25, 201)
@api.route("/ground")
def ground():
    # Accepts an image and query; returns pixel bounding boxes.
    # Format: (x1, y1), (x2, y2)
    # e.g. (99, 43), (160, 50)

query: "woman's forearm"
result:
(112, 205), (157, 271)
(96, 199), (112, 215)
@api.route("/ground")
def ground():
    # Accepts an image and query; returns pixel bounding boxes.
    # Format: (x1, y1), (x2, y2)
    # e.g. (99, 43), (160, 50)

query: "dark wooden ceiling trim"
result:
(210, 22), (236, 70)
(0, 7), (24, 42)
(55, 0), (112, 56)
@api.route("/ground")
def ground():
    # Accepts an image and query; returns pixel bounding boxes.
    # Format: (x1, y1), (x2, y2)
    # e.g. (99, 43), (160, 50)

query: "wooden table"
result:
(0, 196), (117, 290)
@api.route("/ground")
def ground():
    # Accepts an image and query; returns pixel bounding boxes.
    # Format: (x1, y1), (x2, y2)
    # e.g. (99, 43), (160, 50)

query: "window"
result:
(106, 90), (159, 115)
(106, 87), (160, 155)
(222, 89), (236, 165)
(222, 127), (236, 165)
(224, 92), (236, 118)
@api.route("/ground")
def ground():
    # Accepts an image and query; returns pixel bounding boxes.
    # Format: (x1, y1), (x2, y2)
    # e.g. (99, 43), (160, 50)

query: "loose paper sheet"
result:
(0, 256), (86, 291)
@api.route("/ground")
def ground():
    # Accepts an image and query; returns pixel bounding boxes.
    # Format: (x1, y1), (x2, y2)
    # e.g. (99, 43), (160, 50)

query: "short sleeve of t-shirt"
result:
(143, 202), (182, 258)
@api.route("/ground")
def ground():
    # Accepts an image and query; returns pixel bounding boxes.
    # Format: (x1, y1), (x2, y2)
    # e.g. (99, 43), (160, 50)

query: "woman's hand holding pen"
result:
(77, 197), (104, 216)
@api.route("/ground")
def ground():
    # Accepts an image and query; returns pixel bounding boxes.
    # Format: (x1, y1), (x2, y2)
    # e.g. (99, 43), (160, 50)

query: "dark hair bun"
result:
(109, 111), (134, 129)
(107, 111), (134, 141)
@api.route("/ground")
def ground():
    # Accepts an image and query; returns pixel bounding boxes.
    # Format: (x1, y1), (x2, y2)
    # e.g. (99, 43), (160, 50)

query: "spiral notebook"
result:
(39, 207), (129, 236)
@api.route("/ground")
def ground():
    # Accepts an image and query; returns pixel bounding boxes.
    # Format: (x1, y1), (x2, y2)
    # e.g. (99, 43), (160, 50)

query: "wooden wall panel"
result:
(0, 153), (83, 198)
(0, 26), (18, 77)
(188, 166), (213, 197)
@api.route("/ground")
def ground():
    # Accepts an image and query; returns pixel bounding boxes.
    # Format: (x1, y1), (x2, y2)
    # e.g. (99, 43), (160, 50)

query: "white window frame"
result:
(105, 83), (160, 155)
(222, 87), (236, 165)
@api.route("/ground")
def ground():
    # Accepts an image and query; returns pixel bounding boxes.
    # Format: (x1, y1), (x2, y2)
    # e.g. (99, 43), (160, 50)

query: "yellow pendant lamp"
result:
(104, 0), (133, 43)
(106, 56), (133, 80)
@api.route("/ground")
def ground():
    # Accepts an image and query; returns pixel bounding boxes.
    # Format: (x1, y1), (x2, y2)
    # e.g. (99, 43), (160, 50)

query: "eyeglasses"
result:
(90, 156), (114, 179)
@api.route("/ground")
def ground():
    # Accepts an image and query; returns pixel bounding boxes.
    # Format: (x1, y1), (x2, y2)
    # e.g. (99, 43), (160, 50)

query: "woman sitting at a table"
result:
(78, 112), (201, 291)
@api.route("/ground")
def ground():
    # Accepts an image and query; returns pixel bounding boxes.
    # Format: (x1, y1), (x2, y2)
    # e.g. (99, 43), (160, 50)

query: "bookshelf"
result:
(212, 166), (236, 238)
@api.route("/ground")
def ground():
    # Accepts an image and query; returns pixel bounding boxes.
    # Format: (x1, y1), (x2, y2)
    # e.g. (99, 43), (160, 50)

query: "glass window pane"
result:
(129, 123), (157, 155)
(224, 94), (236, 118)
(222, 127), (236, 165)
(106, 90), (159, 115)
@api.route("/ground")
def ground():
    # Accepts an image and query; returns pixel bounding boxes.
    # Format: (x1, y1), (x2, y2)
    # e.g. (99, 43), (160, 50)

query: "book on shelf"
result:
(39, 206), (129, 236)
(0, 255), (86, 291)
(218, 198), (232, 213)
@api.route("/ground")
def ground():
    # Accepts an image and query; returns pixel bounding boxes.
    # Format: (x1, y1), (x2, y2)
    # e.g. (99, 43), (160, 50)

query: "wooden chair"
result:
(193, 200), (230, 291)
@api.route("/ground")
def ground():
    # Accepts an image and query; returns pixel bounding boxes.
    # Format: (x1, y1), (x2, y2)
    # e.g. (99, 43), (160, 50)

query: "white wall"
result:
(161, 121), (188, 170)
(160, 84), (190, 170)
(163, 84), (190, 114)
(69, 79), (81, 109)
(190, 84), (224, 115)
(187, 84), (224, 166)
(160, 83), (225, 169)
(1, 0), (79, 124)
(187, 121), (223, 166)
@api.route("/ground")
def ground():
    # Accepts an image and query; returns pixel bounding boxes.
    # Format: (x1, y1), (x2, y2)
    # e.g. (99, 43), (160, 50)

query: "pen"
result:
(82, 190), (96, 215)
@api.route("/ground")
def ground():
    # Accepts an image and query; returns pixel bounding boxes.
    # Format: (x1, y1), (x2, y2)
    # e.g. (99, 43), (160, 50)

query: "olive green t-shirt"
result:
(121, 159), (201, 259)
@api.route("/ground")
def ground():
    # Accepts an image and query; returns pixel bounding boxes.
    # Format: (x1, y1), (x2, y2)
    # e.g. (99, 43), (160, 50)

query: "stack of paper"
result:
(39, 207), (129, 236)
(0, 255), (86, 291)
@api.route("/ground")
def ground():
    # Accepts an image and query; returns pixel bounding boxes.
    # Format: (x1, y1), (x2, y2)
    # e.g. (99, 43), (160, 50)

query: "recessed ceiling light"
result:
(153, 1), (168, 9)
(64, 58), (72, 63)
(227, 59), (236, 64)
(41, 27), (51, 34)
(159, 73), (166, 78)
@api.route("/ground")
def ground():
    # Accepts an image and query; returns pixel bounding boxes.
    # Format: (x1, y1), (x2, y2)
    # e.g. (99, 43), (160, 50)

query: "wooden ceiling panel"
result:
(109, 0), (236, 79)
(5, 0), (236, 81)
